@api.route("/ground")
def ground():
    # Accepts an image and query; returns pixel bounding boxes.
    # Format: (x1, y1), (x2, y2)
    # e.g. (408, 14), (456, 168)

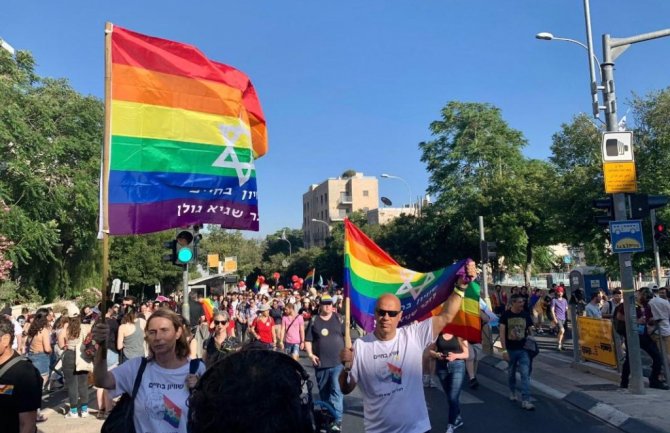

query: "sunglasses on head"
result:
(375, 308), (401, 318)
(214, 320), (227, 325)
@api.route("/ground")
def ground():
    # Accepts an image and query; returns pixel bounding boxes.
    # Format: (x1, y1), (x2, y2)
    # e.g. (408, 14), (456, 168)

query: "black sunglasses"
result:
(375, 309), (401, 318)
(214, 320), (227, 325)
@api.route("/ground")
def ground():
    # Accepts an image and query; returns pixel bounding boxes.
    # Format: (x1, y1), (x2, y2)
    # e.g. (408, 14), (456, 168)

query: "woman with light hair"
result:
(93, 308), (206, 433)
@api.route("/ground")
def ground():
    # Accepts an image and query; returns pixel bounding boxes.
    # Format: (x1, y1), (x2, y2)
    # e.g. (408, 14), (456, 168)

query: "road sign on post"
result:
(601, 131), (633, 162)
(609, 220), (645, 253)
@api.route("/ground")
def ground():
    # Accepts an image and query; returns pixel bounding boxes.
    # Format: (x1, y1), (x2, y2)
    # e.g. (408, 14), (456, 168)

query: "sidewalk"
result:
(482, 348), (669, 433)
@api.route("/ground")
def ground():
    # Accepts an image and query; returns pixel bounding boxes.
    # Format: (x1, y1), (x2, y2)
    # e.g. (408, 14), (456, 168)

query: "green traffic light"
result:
(178, 248), (193, 263)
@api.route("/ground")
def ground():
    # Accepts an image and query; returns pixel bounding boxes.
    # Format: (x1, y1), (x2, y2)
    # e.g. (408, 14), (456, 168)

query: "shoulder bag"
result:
(101, 357), (148, 433)
(523, 336), (539, 359)
(0, 355), (28, 381)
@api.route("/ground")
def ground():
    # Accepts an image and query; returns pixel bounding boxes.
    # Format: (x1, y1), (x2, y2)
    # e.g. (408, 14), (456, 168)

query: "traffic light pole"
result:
(600, 31), (670, 395)
(182, 264), (190, 324)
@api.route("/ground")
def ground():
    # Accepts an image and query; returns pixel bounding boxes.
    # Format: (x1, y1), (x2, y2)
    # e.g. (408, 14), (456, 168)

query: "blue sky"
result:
(2, 1), (669, 238)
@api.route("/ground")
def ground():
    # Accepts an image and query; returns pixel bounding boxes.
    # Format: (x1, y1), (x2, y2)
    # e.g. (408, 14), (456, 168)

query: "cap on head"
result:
(257, 303), (271, 312)
(320, 294), (333, 305)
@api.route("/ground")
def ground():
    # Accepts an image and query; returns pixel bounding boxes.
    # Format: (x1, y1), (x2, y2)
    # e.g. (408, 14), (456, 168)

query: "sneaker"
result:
(649, 381), (670, 390)
(453, 415), (464, 429)
(522, 400), (535, 411)
(446, 424), (455, 433)
(329, 422), (341, 432)
(96, 411), (107, 420)
(509, 392), (518, 402)
(80, 410), (89, 418)
(557, 344), (563, 351)
(64, 411), (79, 419)
(469, 377), (479, 389)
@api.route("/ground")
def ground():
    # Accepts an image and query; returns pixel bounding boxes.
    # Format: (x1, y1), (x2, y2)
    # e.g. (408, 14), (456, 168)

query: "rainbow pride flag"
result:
(344, 219), (481, 342)
(304, 268), (315, 286)
(105, 25), (267, 234)
(200, 298), (215, 324)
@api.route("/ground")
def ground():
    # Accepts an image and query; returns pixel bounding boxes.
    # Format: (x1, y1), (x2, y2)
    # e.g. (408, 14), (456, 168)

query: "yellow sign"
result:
(223, 256), (237, 273)
(577, 316), (617, 367)
(207, 254), (220, 269)
(603, 162), (637, 193)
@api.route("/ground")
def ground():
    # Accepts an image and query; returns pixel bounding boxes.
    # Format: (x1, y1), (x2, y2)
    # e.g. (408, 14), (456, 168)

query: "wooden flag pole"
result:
(344, 297), (352, 349)
(100, 22), (113, 317)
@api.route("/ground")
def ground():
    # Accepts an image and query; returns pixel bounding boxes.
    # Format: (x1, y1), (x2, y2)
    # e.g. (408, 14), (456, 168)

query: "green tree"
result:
(419, 101), (559, 283)
(0, 49), (103, 300)
(109, 232), (183, 296)
(198, 227), (263, 280)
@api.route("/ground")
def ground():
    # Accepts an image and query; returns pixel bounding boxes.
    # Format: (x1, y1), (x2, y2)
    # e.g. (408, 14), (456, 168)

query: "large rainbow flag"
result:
(344, 219), (481, 342)
(105, 25), (267, 235)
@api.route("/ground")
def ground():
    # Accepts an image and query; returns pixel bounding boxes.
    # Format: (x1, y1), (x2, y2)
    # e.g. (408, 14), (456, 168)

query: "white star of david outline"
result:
(395, 270), (435, 300)
(212, 123), (255, 187)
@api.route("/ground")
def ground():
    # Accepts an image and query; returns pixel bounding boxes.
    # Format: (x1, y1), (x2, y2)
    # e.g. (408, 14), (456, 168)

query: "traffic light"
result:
(176, 229), (195, 265)
(162, 239), (179, 267)
(654, 222), (668, 242)
(630, 193), (669, 219)
(480, 240), (497, 263)
(593, 197), (614, 226)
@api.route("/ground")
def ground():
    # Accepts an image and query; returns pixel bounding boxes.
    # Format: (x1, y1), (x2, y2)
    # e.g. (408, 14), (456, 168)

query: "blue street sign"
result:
(609, 220), (645, 253)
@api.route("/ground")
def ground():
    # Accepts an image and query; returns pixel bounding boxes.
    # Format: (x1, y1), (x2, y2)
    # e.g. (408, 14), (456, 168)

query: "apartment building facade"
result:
(302, 172), (379, 247)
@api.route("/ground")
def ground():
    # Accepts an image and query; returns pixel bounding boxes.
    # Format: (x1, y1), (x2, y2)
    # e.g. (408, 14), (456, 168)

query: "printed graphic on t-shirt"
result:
(146, 384), (186, 428)
(506, 317), (527, 341)
(0, 384), (14, 395)
(387, 363), (402, 384)
(163, 395), (182, 428)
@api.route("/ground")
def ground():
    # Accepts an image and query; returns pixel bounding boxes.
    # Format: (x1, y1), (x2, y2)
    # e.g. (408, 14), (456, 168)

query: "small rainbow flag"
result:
(200, 298), (215, 324)
(344, 218), (481, 342)
(104, 25), (267, 235)
(304, 269), (315, 286)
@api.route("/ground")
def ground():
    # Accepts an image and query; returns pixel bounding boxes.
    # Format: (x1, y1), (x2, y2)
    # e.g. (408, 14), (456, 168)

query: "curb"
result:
(479, 355), (666, 433)
(563, 391), (667, 433)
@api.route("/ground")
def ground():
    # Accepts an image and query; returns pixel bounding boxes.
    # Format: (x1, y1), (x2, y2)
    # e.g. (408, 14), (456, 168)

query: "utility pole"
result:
(182, 264), (190, 323)
(601, 28), (670, 395)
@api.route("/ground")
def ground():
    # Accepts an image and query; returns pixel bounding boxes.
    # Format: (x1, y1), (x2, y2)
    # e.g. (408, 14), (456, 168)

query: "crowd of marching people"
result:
(2, 271), (669, 433)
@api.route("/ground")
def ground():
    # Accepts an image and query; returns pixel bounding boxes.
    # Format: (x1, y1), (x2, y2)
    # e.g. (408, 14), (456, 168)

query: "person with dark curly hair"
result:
(57, 312), (93, 418)
(25, 312), (52, 396)
(188, 347), (315, 433)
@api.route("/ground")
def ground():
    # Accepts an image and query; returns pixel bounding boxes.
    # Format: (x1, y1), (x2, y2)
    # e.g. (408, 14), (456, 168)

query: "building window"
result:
(363, 190), (369, 197)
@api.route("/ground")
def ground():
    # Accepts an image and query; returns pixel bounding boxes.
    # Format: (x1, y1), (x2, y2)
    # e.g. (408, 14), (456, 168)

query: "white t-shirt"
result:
(112, 356), (206, 433)
(649, 297), (670, 337)
(10, 318), (22, 350)
(350, 319), (434, 433)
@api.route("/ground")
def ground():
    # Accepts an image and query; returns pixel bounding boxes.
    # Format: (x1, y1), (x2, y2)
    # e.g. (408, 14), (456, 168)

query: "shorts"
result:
(285, 343), (300, 357)
(556, 319), (565, 332)
(468, 343), (482, 361)
(28, 352), (50, 376)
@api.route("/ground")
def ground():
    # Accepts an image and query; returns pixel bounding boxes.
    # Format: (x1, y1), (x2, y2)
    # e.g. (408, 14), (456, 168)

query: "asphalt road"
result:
(341, 361), (622, 433)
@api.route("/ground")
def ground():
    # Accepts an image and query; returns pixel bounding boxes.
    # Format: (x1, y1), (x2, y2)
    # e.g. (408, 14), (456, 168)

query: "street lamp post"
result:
(280, 229), (292, 256)
(381, 173), (413, 212)
(311, 218), (330, 246)
(537, 4), (670, 394)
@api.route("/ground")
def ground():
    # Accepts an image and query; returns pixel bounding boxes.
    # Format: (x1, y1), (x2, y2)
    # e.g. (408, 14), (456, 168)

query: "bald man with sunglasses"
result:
(339, 261), (477, 433)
